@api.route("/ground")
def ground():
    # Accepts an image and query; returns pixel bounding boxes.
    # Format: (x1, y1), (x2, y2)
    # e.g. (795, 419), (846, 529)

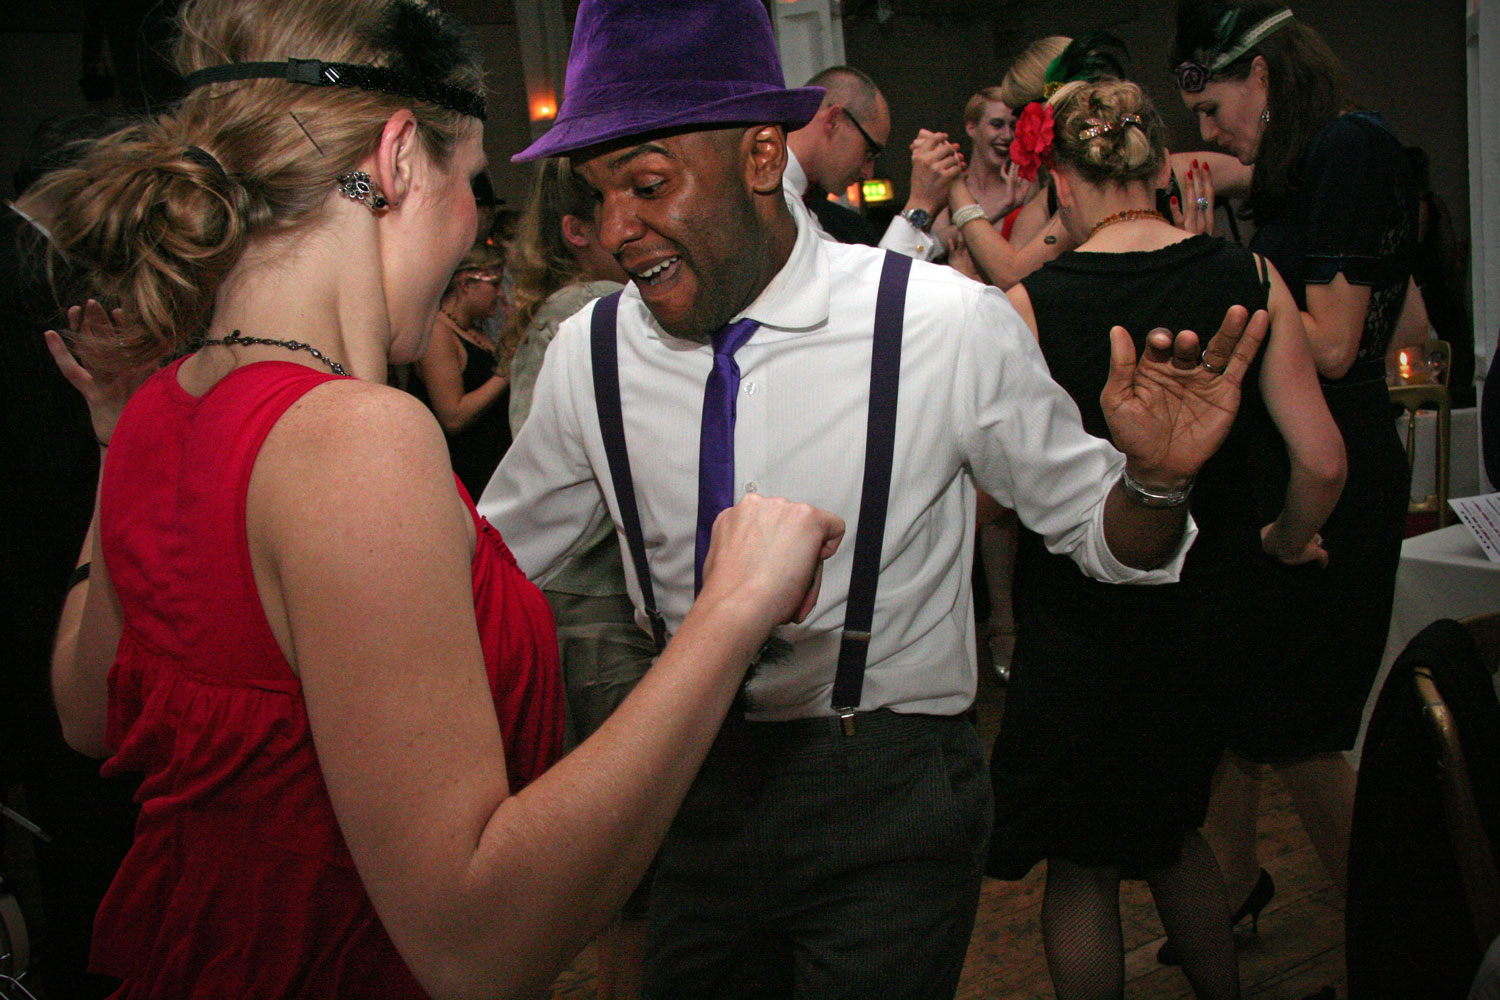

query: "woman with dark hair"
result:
(1170, 0), (1416, 936)
(41, 0), (842, 995)
(988, 77), (1344, 1000)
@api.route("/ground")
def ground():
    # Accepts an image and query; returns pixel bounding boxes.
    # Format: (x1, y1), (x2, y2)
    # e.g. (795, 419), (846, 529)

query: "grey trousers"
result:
(642, 710), (992, 999)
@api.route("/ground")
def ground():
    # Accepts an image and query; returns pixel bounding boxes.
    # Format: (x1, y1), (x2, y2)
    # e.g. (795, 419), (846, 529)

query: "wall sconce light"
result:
(530, 95), (557, 122)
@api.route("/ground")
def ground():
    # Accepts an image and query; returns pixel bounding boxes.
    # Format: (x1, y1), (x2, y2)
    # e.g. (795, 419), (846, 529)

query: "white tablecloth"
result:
(1353, 523), (1500, 761)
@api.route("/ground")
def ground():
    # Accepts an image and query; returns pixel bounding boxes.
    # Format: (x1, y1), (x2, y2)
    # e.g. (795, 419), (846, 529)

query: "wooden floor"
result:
(551, 662), (1347, 999)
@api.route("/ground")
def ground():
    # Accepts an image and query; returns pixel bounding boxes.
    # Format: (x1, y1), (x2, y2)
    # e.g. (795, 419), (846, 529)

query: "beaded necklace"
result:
(1088, 208), (1167, 240)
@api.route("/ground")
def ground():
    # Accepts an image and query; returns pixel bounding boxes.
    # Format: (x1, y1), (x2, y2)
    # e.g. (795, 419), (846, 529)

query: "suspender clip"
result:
(842, 630), (871, 644)
(836, 707), (858, 736)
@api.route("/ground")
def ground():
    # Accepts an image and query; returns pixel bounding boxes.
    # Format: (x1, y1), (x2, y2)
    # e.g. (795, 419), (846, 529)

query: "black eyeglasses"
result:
(841, 107), (884, 162)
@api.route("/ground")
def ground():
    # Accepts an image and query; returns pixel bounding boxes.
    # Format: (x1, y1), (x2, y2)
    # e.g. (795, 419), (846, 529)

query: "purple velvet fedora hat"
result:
(512, 0), (825, 162)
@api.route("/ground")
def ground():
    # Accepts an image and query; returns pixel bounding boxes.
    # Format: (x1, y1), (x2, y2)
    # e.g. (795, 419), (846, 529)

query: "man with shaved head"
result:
(785, 65), (963, 260)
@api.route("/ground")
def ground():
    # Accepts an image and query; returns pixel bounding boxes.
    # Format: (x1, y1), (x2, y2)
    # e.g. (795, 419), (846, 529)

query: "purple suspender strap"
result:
(589, 291), (668, 653)
(590, 251), (911, 714)
(831, 250), (910, 728)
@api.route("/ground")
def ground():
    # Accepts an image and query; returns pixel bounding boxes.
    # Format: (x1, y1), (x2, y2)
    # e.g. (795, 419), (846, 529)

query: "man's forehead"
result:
(573, 126), (751, 181)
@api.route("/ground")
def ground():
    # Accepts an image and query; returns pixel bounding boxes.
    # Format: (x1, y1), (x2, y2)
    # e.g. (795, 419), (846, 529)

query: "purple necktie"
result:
(695, 317), (759, 593)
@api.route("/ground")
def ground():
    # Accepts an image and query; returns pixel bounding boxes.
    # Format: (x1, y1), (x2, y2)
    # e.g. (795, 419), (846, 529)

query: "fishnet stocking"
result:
(1041, 833), (1240, 1000)
(1143, 831), (1240, 1000)
(1042, 858), (1126, 1000)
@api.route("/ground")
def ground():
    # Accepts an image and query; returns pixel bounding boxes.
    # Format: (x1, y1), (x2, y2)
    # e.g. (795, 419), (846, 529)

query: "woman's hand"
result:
(995, 161), (1034, 219)
(700, 494), (845, 629)
(1261, 522), (1329, 567)
(44, 300), (152, 446)
(1170, 158), (1216, 236)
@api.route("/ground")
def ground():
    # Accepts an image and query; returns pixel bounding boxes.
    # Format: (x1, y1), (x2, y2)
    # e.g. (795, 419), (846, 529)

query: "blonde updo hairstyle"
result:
(36, 0), (484, 378)
(998, 35), (1071, 110)
(1046, 79), (1166, 187)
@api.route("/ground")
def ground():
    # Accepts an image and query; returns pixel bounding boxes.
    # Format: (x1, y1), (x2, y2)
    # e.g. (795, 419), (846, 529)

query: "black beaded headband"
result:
(183, 58), (486, 121)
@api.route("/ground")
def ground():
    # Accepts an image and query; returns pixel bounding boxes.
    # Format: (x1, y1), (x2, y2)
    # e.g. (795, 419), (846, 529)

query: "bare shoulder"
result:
(279, 378), (442, 445)
(257, 379), (456, 510)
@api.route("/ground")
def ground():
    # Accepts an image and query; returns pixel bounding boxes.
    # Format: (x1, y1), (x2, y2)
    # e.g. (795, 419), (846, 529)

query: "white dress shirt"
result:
(480, 207), (1193, 721)
(783, 148), (942, 262)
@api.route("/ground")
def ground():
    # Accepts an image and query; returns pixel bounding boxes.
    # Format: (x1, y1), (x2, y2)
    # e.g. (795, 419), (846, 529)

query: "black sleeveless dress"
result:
(989, 235), (1276, 877)
(411, 335), (512, 500)
(1242, 111), (1414, 761)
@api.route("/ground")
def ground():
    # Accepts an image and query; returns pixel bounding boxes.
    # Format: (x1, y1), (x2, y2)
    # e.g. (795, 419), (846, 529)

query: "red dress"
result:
(91, 359), (564, 998)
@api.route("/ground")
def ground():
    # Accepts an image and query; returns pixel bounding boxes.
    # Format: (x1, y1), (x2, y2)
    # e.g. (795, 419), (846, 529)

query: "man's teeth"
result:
(639, 257), (678, 280)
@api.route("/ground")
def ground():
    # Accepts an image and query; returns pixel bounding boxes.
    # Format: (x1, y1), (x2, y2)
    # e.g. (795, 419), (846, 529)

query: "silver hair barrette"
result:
(1077, 113), (1143, 142)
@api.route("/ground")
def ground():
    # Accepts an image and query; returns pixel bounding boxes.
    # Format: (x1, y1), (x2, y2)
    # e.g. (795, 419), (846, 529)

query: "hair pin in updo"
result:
(1077, 114), (1143, 142)
(183, 145), (227, 178)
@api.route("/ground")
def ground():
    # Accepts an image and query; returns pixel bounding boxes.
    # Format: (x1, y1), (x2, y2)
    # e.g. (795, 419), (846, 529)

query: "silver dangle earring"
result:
(1260, 106), (1271, 124)
(337, 170), (389, 211)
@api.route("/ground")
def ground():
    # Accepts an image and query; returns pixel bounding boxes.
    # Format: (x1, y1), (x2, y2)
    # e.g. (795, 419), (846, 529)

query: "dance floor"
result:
(551, 662), (1347, 999)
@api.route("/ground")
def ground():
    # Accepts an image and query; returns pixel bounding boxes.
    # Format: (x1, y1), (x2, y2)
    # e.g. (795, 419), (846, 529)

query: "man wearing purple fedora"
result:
(480, 0), (1265, 994)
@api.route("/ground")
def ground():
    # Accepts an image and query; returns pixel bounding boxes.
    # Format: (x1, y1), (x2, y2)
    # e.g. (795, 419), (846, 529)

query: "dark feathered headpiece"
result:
(1042, 32), (1130, 98)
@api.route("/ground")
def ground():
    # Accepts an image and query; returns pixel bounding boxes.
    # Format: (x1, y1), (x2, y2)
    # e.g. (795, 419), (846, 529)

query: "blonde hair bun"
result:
(1046, 79), (1166, 185)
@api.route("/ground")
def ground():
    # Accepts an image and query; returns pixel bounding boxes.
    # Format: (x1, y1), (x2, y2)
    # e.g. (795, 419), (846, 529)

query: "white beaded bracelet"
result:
(951, 204), (988, 229)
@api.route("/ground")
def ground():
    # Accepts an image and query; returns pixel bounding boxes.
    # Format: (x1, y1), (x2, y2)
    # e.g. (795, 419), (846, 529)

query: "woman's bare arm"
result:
(254, 384), (841, 999)
(45, 317), (143, 756)
(415, 323), (509, 435)
(1301, 274), (1373, 379)
(951, 180), (1071, 290)
(1256, 262), (1347, 565)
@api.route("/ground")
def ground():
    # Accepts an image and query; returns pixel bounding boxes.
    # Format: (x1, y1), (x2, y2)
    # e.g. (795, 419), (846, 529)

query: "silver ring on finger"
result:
(1196, 197), (1211, 212)
(1200, 356), (1227, 375)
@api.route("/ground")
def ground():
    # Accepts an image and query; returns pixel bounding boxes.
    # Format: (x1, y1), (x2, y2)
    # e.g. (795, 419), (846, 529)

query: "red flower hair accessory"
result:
(1010, 102), (1055, 182)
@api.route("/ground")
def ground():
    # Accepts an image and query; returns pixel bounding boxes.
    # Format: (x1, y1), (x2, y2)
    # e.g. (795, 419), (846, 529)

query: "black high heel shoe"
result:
(1156, 868), (1275, 966)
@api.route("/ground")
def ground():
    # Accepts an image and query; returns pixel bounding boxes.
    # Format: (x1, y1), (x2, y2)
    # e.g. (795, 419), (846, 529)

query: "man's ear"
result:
(370, 109), (420, 208)
(560, 213), (593, 250)
(820, 103), (842, 138)
(745, 125), (788, 195)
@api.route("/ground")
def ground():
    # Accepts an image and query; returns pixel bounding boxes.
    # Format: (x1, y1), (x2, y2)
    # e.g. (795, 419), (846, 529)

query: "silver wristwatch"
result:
(900, 207), (933, 233)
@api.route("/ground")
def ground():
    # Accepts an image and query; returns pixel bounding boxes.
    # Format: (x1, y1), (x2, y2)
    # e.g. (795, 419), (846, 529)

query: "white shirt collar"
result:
(783, 147), (811, 202)
(735, 203), (830, 334)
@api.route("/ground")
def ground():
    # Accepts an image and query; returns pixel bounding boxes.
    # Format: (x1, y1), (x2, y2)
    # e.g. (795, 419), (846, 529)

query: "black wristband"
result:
(67, 562), (91, 589)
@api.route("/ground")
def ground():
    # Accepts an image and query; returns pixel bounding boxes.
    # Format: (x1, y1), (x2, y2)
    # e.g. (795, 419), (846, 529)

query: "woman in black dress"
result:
(1171, 0), (1416, 916)
(988, 78), (1345, 998)
(412, 241), (512, 497)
